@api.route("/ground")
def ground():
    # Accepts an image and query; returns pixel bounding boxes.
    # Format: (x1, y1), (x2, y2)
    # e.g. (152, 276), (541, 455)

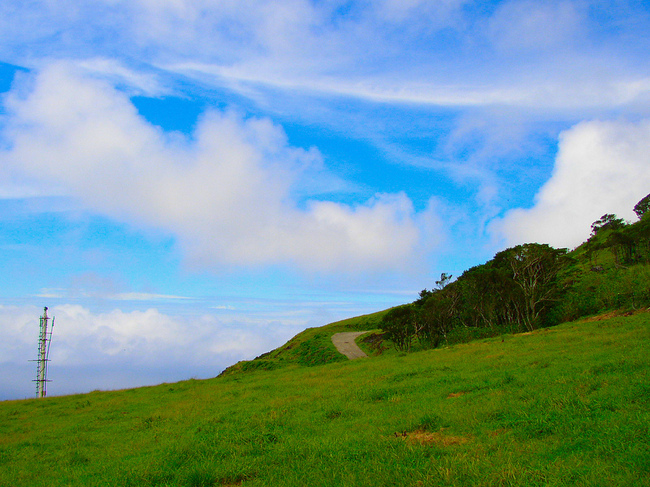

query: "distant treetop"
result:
(633, 193), (650, 220)
(590, 213), (627, 236)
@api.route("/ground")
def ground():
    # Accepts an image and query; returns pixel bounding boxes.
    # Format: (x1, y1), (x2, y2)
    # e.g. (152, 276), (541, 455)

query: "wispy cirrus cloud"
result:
(1, 1), (647, 113)
(37, 289), (192, 302)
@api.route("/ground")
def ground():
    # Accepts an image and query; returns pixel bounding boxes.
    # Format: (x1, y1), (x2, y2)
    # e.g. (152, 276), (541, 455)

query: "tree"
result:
(419, 284), (460, 347)
(435, 272), (453, 290)
(606, 230), (635, 264)
(380, 305), (418, 351)
(494, 243), (568, 331)
(414, 288), (434, 306)
(633, 193), (650, 220)
(625, 216), (650, 262)
(455, 264), (516, 330)
(414, 273), (452, 306)
(590, 214), (626, 236)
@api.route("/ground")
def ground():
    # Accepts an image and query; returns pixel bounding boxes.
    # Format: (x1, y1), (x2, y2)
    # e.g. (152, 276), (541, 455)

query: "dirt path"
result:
(331, 331), (369, 359)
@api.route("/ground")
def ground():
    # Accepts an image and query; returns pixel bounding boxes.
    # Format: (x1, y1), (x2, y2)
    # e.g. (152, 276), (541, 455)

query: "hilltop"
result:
(220, 310), (388, 375)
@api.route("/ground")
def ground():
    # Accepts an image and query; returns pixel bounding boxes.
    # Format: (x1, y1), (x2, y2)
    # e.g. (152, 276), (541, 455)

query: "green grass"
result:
(1, 311), (649, 486)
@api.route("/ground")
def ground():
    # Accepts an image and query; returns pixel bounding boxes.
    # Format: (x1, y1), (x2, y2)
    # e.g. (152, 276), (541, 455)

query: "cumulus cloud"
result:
(0, 304), (212, 366)
(0, 63), (433, 273)
(491, 118), (650, 249)
(0, 303), (302, 399)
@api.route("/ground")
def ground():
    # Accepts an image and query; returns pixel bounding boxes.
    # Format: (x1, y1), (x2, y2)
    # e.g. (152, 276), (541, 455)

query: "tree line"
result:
(381, 193), (650, 351)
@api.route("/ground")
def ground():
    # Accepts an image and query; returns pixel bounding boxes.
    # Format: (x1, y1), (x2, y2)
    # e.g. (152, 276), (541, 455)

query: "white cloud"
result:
(0, 63), (434, 273)
(0, 305), (37, 363)
(0, 303), (302, 399)
(112, 292), (191, 301)
(0, 0), (648, 113)
(72, 58), (169, 97)
(491, 118), (650, 249)
(487, 0), (584, 52)
(375, 0), (467, 22)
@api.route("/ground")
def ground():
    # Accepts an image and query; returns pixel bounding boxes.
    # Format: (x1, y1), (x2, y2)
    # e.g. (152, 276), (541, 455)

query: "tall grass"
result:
(1, 312), (648, 486)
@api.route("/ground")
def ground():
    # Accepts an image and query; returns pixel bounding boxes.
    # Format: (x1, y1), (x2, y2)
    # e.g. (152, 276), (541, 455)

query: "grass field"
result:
(1, 311), (648, 486)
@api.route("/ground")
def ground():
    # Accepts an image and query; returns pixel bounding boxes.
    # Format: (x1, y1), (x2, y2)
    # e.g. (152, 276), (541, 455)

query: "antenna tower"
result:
(33, 307), (54, 398)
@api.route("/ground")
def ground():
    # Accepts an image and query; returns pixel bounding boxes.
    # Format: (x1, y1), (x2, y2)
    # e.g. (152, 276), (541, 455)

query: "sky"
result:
(1, 0), (649, 400)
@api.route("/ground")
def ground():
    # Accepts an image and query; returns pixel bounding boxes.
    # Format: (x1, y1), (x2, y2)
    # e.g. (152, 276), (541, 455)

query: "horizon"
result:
(1, 0), (650, 400)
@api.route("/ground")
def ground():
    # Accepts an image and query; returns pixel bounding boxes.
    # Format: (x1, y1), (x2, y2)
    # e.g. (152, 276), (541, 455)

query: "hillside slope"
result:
(220, 309), (388, 374)
(1, 311), (648, 486)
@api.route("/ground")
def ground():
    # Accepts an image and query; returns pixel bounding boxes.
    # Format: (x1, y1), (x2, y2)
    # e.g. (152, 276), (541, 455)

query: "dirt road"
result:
(331, 331), (369, 359)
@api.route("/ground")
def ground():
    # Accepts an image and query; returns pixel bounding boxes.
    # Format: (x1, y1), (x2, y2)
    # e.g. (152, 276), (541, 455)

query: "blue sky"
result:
(1, 0), (650, 400)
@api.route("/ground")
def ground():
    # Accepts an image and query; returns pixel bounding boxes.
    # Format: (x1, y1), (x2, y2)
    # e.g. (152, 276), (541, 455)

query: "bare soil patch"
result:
(331, 332), (369, 359)
(394, 429), (471, 447)
(447, 392), (467, 398)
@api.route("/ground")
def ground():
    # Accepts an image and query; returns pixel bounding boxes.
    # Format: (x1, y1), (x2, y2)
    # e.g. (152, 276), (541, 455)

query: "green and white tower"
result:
(34, 307), (54, 398)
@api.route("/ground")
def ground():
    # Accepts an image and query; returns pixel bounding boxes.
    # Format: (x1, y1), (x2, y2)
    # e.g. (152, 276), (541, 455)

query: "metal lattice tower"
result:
(33, 307), (54, 398)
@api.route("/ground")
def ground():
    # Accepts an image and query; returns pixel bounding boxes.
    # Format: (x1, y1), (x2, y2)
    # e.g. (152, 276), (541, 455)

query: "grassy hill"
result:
(220, 309), (388, 374)
(1, 310), (648, 486)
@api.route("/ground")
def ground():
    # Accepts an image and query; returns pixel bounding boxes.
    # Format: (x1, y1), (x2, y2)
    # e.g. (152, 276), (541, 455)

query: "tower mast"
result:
(34, 307), (54, 398)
